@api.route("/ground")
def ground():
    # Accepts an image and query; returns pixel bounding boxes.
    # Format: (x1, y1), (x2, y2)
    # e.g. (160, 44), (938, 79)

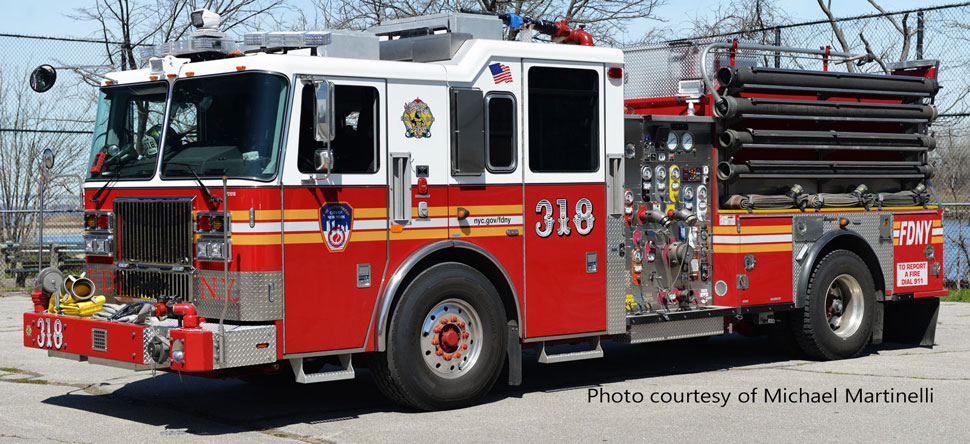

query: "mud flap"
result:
(507, 321), (521, 386)
(882, 297), (940, 347)
(871, 301), (884, 345)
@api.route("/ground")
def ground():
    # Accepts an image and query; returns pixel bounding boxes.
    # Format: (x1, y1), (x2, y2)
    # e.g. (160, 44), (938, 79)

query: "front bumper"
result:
(23, 312), (279, 372)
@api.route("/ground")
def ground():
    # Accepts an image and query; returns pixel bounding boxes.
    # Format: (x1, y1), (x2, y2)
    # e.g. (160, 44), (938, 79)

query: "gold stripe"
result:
(718, 206), (937, 214)
(713, 243), (792, 254)
(449, 226), (524, 238)
(712, 225), (792, 235)
(390, 228), (449, 240)
(232, 234), (282, 245)
(932, 236), (943, 244)
(893, 221), (901, 228)
(284, 232), (323, 244)
(357, 208), (388, 218)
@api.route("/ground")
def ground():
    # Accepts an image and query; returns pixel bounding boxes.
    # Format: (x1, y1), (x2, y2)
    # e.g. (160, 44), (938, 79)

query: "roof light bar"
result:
(244, 31), (332, 49)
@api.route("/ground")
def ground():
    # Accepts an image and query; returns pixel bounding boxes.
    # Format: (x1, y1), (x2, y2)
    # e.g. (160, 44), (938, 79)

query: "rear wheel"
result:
(792, 249), (875, 360)
(371, 263), (506, 410)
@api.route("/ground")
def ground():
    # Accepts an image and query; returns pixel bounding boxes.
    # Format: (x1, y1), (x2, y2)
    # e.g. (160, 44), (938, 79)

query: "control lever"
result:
(639, 209), (671, 226)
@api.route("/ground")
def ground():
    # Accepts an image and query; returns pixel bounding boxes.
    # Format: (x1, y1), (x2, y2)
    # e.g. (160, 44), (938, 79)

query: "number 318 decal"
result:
(535, 198), (595, 237)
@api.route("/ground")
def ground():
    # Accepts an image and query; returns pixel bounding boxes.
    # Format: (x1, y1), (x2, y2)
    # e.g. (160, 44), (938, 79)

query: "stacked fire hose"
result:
(32, 268), (164, 324)
(724, 183), (932, 211)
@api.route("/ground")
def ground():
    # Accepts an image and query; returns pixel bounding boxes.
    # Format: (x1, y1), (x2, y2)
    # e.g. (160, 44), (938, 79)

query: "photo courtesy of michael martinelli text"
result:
(588, 387), (935, 408)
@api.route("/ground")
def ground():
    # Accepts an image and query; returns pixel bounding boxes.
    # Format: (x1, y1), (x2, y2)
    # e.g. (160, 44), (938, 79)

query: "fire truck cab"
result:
(23, 10), (945, 410)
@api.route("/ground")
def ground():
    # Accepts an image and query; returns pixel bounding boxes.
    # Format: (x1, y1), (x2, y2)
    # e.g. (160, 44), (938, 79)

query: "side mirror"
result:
(30, 65), (57, 93)
(313, 80), (335, 142)
(42, 148), (55, 170)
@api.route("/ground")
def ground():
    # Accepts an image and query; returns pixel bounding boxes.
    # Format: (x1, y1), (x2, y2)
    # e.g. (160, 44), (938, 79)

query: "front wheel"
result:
(792, 249), (875, 360)
(371, 263), (506, 410)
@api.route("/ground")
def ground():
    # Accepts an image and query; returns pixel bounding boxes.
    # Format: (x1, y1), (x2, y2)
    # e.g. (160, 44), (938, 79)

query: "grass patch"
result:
(272, 433), (289, 438)
(942, 289), (970, 302)
(0, 368), (24, 374)
(15, 378), (49, 385)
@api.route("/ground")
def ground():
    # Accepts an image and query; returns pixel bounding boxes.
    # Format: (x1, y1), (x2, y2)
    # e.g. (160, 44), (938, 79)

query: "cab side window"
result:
(527, 67), (599, 173)
(298, 84), (379, 174)
(485, 93), (516, 173)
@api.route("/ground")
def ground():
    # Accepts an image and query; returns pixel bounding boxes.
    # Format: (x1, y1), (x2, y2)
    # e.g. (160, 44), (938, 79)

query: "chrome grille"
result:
(114, 197), (193, 265)
(91, 328), (107, 352)
(117, 268), (193, 301)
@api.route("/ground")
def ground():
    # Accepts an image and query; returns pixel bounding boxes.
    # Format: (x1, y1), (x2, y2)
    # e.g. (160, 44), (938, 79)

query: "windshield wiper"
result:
(90, 153), (140, 203)
(167, 162), (222, 206)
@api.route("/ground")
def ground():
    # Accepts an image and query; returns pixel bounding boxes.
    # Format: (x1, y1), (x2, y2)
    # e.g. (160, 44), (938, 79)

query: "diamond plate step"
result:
(537, 337), (603, 364)
(290, 354), (355, 383)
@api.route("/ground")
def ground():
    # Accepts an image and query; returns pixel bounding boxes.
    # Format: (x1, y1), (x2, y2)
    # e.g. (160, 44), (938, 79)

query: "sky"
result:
(0, 0), (927, 43)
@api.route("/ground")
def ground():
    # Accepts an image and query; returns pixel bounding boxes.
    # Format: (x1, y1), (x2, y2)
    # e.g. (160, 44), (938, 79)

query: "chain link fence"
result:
(2, 3), (970, 288)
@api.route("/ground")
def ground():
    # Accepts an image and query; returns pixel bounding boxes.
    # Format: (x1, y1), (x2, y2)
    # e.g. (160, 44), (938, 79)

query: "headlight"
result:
(84, 235), (113, 256)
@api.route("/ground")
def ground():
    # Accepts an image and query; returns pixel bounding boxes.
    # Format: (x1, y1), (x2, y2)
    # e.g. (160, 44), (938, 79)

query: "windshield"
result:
(161, 72), (288, 181)
(87, 83), (168, 180)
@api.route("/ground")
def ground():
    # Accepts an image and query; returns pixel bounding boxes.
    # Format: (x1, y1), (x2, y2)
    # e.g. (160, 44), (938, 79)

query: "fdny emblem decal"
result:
(402, 98), (434, 139)
(320, 203), (353, 252)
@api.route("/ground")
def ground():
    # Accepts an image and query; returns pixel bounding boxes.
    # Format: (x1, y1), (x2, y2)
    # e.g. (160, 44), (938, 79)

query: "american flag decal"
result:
(489, 63), (513, 84)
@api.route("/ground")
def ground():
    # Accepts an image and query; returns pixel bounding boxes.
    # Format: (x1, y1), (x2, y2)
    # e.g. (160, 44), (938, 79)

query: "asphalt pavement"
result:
(1, 291), (968, 444)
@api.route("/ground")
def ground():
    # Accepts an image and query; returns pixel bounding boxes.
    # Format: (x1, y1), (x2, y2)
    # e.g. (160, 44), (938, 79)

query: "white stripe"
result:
(932, 228), (943, 236)
(282, 221), (321, 232)
(893, 230), (900, 237)
(713, 234), (793, 244)
(353, 219), (389, 230)
(231, 221), (282, 233)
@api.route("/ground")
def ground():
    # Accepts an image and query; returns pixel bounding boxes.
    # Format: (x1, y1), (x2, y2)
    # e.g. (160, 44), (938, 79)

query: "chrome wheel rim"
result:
(420, 298), (483, 379)
(825, 274), (865, 338)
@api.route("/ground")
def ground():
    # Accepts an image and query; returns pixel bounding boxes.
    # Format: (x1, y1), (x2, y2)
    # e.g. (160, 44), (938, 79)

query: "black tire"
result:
(370, 263), (506, 410)
(792, 249), (875, 360)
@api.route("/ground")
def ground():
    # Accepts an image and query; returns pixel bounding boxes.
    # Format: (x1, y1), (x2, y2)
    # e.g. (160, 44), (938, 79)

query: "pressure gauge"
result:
(697, 185), (708, 202)
(681, 131), (694, 152)
(683, 185), (695, 201)
(641, 166), (652, 180)
(658, 152), (667, 162)
(624, 189), (635, 204)
(670, 166), (681, 180)
(655, 165), (666, 180)
(632, 248), (643, 264)
(666, 132), (679, 151)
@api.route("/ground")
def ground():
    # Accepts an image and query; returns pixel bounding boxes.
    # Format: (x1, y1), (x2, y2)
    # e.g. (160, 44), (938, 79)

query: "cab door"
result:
(522, 60), (607, 338)
(447, 58), (525, 324)
(281, 76), (388, 354)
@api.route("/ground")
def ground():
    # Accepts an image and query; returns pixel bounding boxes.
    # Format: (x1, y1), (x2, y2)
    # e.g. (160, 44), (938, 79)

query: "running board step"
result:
(537, 337), (603, 364)
(290, 354), (355, 383)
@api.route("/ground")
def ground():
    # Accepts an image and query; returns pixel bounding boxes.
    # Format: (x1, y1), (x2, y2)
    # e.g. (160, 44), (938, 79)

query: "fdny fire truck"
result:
(23, 9), (944, 410)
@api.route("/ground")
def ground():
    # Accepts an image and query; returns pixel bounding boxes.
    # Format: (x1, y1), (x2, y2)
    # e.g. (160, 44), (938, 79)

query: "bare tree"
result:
(688, 0), (789, 43)
(304, 0), (666, 46)
(73, 0), (287, 71)
(0, 69), (89, 245)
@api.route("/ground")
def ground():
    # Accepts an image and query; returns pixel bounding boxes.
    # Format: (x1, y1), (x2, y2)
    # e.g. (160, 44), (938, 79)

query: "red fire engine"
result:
(23, 9), (944, 410)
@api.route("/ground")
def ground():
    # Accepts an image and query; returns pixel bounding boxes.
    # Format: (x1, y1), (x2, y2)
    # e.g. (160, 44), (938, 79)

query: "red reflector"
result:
(198, 216), (211, 231)
(608, 67), (623, 79)
(97, 215), (109, 229)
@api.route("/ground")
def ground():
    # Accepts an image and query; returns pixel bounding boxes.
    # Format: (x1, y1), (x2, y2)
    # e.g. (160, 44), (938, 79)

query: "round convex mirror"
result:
(30, 65), (57, 93)
(42, 148), (54, 170)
